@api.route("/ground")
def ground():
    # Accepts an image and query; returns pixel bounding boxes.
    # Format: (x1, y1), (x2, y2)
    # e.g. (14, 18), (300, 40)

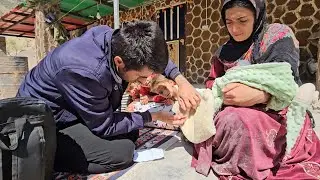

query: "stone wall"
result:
(101, 0), (319, 84)
(185, 0), (227, 83)
(99, 0), (190, 27)
(266, 0), (319, 61)
(0, 56), (28, 99)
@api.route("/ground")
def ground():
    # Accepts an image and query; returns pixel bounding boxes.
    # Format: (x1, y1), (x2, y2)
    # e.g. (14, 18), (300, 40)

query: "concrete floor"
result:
(118, 135), (218, 180)
(118, 111), (319, 180)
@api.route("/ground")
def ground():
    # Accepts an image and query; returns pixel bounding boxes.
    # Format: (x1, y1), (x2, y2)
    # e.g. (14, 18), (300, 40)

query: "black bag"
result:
(0, 97), (56, 180)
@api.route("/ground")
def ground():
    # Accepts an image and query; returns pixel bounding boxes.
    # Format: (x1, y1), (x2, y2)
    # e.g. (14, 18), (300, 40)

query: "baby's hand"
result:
(140, 95), (149, 105)
(127, 102), (135, 112)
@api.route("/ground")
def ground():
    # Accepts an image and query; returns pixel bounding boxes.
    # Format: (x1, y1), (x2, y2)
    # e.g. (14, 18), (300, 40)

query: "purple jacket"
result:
(17, 25), (180, 137)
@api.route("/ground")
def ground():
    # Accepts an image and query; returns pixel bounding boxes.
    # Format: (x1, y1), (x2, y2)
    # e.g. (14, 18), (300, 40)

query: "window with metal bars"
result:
(158, 4), (186, 41)
(156, 4), (187, 73)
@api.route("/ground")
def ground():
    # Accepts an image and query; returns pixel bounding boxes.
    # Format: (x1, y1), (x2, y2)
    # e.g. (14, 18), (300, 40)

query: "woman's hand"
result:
(151, 111), (187, 126)
(222, 83), (270, 107)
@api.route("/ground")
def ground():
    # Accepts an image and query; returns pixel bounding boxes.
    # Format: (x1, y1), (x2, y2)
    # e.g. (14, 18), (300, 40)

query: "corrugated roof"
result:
(0, 5), (89, 38)
(59, 0), (151, 20)
(0, 0), (156, 38)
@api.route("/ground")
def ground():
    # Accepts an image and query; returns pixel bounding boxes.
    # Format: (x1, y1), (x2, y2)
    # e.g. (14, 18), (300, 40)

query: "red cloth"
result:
(192, 106), (320, 179)
(127, 74), (175, 104)
(205, 56), (225, 89)
(139, 86), (167, 103)
(193, 58), (320, 179)
(152, 95), (167, 103)
(139, 86), (151, 96)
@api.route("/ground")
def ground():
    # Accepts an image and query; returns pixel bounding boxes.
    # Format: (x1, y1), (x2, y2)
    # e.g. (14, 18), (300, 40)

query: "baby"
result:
(125, 74), (180, 130)
(147, 74), (179, 103)
(126, 74), (178, 112)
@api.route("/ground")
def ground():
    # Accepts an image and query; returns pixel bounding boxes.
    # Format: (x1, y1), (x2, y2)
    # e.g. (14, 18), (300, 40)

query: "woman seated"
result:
(192, 0), (320, 179)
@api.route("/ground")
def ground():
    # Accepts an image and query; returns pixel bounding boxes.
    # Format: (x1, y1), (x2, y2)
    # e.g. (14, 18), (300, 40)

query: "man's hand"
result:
(151, 111), (187, 126)
(222, 83), (270, 107)
(174, 75), (201, 111)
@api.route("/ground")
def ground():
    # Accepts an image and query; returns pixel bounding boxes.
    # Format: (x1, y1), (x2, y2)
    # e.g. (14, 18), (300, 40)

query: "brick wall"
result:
(101, 0), (319, 84)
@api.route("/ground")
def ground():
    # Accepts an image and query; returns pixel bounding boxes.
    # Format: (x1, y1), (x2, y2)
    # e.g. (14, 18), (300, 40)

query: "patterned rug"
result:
(54, 128), (180, 180)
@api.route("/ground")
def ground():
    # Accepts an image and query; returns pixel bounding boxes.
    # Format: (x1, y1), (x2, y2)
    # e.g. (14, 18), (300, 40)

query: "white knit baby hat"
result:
(172, 89), (216, 144)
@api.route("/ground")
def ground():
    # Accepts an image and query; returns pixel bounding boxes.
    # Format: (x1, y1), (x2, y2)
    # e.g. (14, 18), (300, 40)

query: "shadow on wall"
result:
(299, 55), (317, 85)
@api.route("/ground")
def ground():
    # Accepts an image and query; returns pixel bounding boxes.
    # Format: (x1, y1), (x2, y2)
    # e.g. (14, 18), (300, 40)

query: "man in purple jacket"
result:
(17, 21), (200, 173)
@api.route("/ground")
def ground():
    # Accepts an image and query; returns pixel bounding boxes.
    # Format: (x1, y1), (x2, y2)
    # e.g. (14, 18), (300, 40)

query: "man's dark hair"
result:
(111, 20), (168, 73)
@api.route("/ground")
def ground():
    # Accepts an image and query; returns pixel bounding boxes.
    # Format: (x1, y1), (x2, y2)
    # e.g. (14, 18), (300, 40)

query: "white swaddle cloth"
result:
(172, 89), (216, 144)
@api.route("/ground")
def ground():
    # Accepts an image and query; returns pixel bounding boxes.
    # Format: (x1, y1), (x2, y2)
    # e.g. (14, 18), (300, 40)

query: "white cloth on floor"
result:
(133, 102), (161, 112)
(133, 148), (164, 163)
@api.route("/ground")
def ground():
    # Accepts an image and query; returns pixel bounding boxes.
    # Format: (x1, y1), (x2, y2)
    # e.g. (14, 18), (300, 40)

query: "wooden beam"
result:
(2, 15), (88, 28)
(10, 11), (34, 18)
(20, 30), (34, 37)
(0, 28), (34, 34)
(0, 33), (34, 38)
(12, 9), (94, 25)
(13, 10), (92, 22)
(3, 11), (35, 29)
(0, 11), (35, 33)
(0, 5), (28, 29)
(0, 19), (34, 26)
(0, 4), (23, 21)
(1, 18), (88, 31)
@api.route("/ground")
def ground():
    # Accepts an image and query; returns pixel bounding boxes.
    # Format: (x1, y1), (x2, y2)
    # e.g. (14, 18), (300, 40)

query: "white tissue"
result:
(133, 148), (164, 163)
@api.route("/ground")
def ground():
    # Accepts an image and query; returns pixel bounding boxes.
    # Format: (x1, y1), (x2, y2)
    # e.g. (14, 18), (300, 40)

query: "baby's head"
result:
(143, 74), (160, 88)
(126, 82), (141, 98)
(147, 74), (178, 99)
(153, 84), (172, 98)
